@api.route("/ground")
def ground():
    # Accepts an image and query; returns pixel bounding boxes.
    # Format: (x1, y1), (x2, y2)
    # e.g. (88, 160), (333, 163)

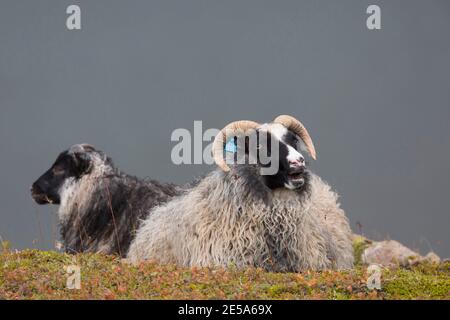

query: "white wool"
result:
(58, 154), (113, 224)
(128, 171), (354, 271)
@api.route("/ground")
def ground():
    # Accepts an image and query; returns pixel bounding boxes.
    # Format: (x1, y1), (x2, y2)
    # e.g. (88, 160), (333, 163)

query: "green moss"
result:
(352, 235), (372, 265)
(383, 262), (450, 299)
(0, 250), (448, 300)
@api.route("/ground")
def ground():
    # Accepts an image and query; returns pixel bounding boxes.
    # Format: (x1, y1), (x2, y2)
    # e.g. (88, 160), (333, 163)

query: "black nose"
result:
(31, 182), (42, 195)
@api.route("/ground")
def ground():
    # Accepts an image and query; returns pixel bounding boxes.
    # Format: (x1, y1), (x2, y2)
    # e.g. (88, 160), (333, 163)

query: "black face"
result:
(259, 130), (308, 190)
(234, 126), (308, 190)
(31, 148), (92, 205)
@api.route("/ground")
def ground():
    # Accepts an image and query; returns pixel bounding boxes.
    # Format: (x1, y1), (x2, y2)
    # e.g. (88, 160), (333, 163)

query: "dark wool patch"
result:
(61, 173), (182, 257)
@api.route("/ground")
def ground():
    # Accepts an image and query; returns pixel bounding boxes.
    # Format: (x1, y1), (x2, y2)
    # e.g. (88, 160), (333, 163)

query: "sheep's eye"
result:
(52, 166), (65, 175)
(291, 136), (299, 145)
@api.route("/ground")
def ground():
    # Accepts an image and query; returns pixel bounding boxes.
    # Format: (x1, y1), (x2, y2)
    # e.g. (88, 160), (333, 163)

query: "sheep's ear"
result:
(72, 151), (93, 175)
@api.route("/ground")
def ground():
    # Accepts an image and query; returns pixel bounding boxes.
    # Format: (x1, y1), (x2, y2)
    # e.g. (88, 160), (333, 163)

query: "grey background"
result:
(1, 1), (449, 257)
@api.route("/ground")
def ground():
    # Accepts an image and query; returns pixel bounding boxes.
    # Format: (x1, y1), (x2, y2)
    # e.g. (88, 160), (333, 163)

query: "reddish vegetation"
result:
(0, 250), (448, 300)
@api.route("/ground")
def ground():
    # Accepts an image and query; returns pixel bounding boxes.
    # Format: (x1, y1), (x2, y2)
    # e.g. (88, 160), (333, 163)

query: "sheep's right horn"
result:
(273, 115), (317, 160)
(212, 120), (260, 172)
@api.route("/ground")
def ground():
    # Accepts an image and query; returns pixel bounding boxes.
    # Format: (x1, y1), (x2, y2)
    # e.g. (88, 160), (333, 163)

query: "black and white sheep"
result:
(128, 115), (354, 271)
(31, 144), (182, 257)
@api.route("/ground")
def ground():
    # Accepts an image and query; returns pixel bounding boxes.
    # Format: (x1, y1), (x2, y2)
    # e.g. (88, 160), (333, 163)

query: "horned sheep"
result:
(128, 115), (354, 271)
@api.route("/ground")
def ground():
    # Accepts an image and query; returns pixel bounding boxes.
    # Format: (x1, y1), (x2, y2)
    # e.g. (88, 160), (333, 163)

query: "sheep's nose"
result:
(31, 184), (39, 194)
(289, 157), (305, 167)
(31, 182), (43, 194)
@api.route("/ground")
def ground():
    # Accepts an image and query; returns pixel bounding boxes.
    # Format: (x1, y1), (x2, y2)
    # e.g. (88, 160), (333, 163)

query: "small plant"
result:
(0, 237), (11, 252)
(0, 250), (448, 300)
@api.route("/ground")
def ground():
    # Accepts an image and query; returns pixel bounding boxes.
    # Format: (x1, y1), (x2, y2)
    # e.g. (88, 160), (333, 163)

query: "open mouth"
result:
(31, 192), (53, 205)
(288, 172), (303, 181)
(288, 174), (304, 186)
(287, 168), (306, 187)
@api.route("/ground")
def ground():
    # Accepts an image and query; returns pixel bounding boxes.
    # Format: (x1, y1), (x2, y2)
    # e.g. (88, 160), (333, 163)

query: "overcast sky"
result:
(0, 0), (449, 257)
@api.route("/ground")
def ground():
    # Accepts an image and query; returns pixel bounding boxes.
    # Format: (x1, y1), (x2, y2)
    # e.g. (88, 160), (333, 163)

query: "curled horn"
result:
(273, 115), (317, 160)
(212, 120), (260, 172)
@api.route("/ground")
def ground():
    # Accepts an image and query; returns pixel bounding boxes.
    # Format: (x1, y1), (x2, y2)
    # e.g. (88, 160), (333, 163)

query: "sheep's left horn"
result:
(273, 115), (317, 160)
(212, 120), (260, 172)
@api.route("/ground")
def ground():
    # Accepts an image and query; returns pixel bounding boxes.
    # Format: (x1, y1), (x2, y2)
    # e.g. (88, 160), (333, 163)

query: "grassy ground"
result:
(0, 249), (449, 300)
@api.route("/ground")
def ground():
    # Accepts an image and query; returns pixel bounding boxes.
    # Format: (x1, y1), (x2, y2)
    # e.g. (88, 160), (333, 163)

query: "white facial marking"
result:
(264, 123), (286, 141)
(57, 152), (112, 224)
(58, 177), (77, 223)
(287, 145), (304, 164)
(265, 123), (305, 165)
